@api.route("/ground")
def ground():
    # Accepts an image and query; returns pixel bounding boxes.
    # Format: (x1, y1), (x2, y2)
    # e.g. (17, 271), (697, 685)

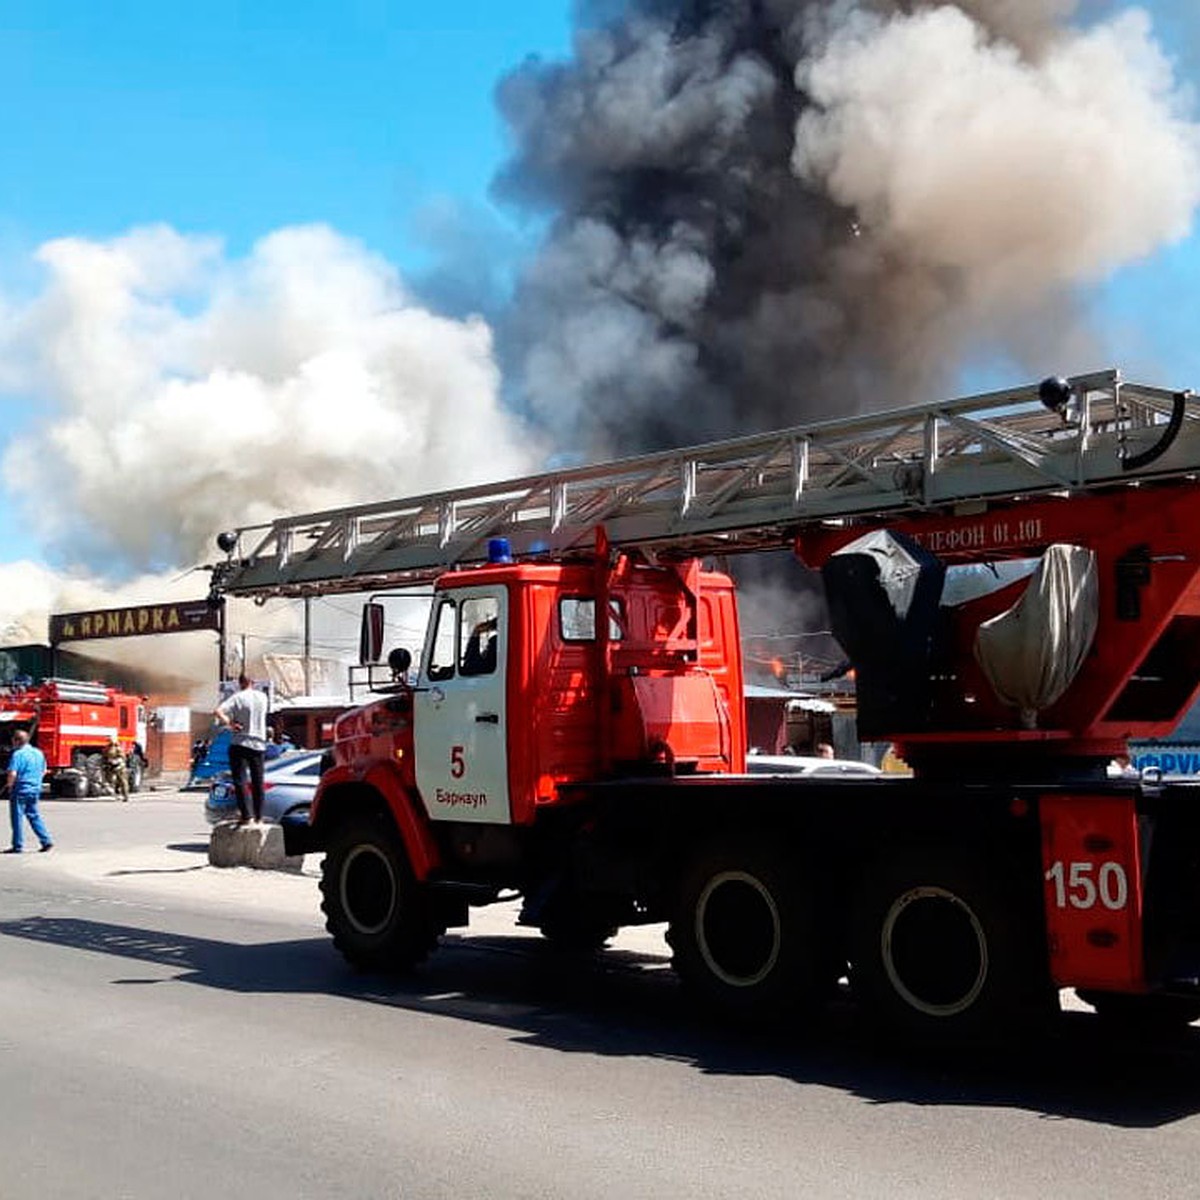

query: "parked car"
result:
(745, 752), (882, 777)
(204, 749), (324, 826)
(188, 728), (231, 788)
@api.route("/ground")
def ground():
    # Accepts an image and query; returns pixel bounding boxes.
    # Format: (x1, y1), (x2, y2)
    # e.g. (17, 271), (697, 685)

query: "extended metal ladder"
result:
(210, 369), (1198, 598)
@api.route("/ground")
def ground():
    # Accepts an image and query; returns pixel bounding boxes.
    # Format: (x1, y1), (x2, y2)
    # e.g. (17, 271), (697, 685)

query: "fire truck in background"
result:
(0, 678), (148, 796)
(210, 369), (1200, 1043)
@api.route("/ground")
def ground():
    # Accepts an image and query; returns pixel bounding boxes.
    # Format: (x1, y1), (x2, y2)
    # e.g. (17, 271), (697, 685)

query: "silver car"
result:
(204, 750), (325, 826)
(745, 753), (882, 777)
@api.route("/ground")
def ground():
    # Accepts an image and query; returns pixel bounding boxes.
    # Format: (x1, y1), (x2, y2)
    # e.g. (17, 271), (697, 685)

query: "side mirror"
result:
(387, 647), (412, 680)
(359, 602), (385, 665)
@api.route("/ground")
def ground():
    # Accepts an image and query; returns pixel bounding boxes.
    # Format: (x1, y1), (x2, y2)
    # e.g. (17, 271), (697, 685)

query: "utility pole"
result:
(216, 598), (226, 683)
(304, 596), (312, 696)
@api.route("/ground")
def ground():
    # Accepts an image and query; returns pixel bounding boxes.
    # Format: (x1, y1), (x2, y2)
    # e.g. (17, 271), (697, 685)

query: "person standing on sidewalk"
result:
(212, 675), (269, 825)
(6, 730), (52, 853)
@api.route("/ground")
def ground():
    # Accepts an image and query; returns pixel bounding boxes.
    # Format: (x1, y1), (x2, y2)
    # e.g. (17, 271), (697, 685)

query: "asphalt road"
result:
(3, 790), (1200, 1199)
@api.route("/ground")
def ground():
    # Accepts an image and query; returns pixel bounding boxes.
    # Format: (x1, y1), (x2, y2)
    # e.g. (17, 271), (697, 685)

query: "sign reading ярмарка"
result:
(48, 600), (221, 644)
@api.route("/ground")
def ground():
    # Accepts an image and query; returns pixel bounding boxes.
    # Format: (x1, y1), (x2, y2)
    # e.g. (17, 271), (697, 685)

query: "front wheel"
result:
(669, 837), (829, 1022)
(850, 848), (1049, 1043)
(320, 814), (442, 972)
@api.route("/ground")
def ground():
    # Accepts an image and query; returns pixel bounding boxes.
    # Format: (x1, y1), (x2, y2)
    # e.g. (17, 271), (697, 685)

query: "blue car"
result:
(188, 729), (231, 787)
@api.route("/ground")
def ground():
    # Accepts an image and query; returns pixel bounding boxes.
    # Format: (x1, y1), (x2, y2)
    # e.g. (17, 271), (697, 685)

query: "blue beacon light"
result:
(488, 537), (513, 564)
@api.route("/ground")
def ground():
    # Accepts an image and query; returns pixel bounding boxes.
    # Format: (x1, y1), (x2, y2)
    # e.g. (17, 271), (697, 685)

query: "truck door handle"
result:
(475, 713), (499, 724)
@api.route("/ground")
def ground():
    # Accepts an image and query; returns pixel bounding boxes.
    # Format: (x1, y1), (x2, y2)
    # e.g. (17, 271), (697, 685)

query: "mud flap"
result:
(1040, 793), (1145, 991)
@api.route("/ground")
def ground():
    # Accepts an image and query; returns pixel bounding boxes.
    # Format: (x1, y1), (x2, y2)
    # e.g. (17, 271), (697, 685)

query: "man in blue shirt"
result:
(6, 729), (52, 853)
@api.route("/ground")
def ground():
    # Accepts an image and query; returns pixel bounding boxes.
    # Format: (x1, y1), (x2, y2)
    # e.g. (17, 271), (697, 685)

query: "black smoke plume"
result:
(495, 0), (1199, 457)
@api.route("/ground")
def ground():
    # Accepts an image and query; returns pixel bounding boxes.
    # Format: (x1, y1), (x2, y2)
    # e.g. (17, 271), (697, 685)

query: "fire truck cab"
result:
(403, 549), (744, 825)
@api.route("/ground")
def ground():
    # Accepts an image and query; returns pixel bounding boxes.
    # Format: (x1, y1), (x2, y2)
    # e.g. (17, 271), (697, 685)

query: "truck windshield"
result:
(427, 598), (457, 682)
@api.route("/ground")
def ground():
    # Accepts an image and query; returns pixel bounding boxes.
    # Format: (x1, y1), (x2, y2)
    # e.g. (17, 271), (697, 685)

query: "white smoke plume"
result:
(0, 560), (239, 695)
(496, 0), (1200, 456)
(793, 6), (1196, 305)
(0, 224), (536, 684)
(0, 223), (535, 574)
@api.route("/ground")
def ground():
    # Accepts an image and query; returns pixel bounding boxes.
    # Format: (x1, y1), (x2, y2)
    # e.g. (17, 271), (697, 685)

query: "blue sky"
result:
(1, 0), (1199, 576)
(0, 1), (570, 264)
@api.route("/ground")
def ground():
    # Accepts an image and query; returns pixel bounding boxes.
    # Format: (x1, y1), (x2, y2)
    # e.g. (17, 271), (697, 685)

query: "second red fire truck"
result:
(0, 677), (148, 796)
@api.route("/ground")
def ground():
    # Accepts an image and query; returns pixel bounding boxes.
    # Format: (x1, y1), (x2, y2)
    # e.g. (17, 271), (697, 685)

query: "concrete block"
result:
(209, 822), (303, 872)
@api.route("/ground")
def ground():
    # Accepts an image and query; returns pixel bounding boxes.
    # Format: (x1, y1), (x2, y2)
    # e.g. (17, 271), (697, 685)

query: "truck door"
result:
(414, 587), (511, 824)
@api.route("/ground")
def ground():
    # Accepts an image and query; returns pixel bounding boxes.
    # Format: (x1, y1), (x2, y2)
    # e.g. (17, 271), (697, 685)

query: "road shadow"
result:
(106, 865), (209, 877)
(3, 911), (1200, 1128)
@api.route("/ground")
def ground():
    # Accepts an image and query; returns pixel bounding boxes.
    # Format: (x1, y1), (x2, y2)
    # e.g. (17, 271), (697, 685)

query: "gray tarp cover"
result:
(835, 528), (928, 619)
(973, 544), (1098, 725)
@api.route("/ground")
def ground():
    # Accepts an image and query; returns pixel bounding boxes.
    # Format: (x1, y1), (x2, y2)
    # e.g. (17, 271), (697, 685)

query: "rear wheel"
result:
(670, 837), (828, 1022)
(851, 848), (1047, 1043)
(84, 753), (104, 797)
(320, 814), (442, 972)
(53, 771), (89, 799)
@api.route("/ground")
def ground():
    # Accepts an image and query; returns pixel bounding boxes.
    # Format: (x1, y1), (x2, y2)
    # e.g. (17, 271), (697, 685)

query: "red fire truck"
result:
(211, 369), (1200, 1041)
(0, 678), (148, 796)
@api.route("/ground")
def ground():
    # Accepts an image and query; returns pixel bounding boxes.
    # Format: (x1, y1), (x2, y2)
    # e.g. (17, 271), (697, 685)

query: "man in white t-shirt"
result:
(213, 674), (269, 825)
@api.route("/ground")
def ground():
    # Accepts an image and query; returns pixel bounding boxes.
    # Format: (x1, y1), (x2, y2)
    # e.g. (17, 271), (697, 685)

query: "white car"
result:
(745, 753), (882, 777)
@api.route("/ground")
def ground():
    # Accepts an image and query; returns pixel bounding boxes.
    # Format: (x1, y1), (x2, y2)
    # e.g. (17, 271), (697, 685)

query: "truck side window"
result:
(459, 597), (500, 677)
(427, 598), (457, 682)
(559, 597), (624, 642)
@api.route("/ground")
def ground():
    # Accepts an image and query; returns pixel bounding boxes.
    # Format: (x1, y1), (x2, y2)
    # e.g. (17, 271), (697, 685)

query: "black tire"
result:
(319, 814), (442, 972)
(669, 837), (828, 1022)
(84, 753), (105, 797)
(55, 771), (88, 799)
(850, 848), (1046, 1043)
(1078, 991), (1200, 1032)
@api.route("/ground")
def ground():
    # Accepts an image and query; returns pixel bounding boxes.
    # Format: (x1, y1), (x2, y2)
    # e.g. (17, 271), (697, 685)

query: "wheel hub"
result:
(881, 886), (987, 1017)
(340, 843), (398, 936)
(695, 870), (781, 988)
